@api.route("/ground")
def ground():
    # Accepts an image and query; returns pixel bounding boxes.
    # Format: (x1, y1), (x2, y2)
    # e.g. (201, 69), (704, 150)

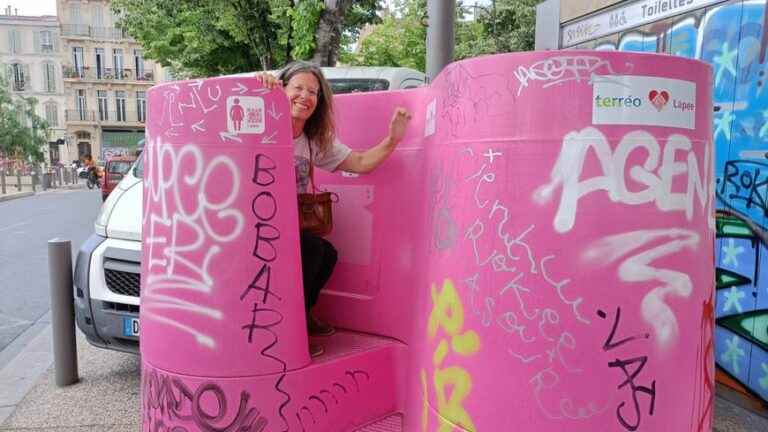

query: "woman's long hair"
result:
(278, 61), (335, 154)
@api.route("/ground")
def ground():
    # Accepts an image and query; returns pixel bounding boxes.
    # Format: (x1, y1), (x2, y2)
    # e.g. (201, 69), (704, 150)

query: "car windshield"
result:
(108, 161), (133, 174)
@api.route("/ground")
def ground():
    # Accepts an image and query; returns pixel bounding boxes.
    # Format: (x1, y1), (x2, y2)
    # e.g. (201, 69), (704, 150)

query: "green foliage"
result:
(0, 79), (48, 163)
(111, 0), (382, 76)
(289, 0), (325, 60)
(341, 0), (427, 71)
(343, 0), (537, 71)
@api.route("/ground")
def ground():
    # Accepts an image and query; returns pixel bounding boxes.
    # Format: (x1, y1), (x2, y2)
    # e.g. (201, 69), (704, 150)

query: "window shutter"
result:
(23, 64), (30, 89)
(5, 64), (12, 83)
(7, 30), (14, 53)
(33, 31), (40, 53)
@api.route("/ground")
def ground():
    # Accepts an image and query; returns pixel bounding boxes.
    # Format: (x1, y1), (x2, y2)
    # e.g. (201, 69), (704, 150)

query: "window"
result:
(137, 91), (146, 123)
(97, 90), (108, 121)
(113, 49), (124, 79)
(69, 4), (81, 24)
(95, 48), (105, 79)
(42, 62), (56, 92)
(73, 47), (85, 78)
(134, 49), (144, 80)
(8, 63), (27, 91)
(115, 90), (126, 121)
(93, 5), (104, 28)
(328, 79), (389, 94)
(39, 31), (54, 53)
(8, 29), (21, 54)
(76, 89), (87, 120)
(45, 102), (58, 127)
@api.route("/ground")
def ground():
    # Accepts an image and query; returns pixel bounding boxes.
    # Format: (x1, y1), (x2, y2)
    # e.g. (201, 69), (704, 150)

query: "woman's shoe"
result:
(308, 314), (335, 336)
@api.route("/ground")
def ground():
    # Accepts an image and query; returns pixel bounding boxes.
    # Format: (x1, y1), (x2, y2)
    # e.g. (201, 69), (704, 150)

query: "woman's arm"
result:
(337, 107), (411, 174)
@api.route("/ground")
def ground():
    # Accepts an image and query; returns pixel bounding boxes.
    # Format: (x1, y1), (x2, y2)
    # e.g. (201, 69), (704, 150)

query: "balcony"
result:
(99, 110), (146, 125)
(66, 110), (96, 123)
(62, 66), (155, 83)
(61, 24), (133, 41)
(11, 80), (28, 92)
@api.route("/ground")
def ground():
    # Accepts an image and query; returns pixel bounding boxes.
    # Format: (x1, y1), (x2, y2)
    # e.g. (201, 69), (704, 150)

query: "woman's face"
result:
(285, 72), (320, 123)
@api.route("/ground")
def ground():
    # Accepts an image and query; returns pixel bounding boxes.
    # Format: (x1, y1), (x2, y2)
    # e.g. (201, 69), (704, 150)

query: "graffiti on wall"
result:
(577, 0), (768, 404)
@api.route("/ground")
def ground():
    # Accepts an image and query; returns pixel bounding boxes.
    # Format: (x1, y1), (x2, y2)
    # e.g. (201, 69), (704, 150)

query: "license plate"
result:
(123, 317), (139, 337)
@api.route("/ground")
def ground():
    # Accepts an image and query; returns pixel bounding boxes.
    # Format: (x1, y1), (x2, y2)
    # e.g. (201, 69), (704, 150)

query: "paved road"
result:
(0, 189), (102, 364)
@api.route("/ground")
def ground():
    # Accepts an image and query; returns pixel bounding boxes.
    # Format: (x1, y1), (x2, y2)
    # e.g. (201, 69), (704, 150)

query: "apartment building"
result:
(57, 0), (156, 163)
(0, 6), (67, 165)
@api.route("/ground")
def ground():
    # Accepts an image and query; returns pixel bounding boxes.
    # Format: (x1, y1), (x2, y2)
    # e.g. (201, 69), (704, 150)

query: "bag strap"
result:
(307, 138), (317, 195)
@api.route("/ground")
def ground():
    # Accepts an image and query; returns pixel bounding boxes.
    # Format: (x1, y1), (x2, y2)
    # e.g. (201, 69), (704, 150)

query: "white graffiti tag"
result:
(513, 56), (617, 96)
(534, 127), (711, 234)
(142, 137), (245, 348)
(583, 228), (700, 347)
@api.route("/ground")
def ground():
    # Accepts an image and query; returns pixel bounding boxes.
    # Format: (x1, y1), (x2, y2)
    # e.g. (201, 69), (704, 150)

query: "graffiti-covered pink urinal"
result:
(141, 50), (714, 432)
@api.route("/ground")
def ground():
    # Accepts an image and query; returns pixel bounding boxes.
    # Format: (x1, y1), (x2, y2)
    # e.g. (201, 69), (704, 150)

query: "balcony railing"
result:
(66, 110), (96, 122)
(100, 110), (146, 124)
(61, 24), (133, 41)
(62, 66), (155, 82)
(11, 80), (28, 92)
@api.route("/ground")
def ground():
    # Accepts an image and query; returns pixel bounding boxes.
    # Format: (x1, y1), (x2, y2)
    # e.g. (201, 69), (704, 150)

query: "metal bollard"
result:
(16, 173), (21, 191)
(32, 172), (37, 192)
(1, 169), (5, 195)
(47, 239), (79, 386)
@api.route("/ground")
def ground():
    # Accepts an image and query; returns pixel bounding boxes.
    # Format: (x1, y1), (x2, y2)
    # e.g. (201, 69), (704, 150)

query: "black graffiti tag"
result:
(598, 308), (656, 432)
(718, 160), (768, 215)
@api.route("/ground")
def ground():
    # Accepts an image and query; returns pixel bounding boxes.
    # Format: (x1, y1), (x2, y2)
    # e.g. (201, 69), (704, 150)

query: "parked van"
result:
(73, 67), (425, 353)
(321, 66), (426, 93)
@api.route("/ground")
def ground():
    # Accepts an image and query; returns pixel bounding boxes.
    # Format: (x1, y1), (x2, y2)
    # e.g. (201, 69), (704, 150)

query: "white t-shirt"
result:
(294, 133), (351, 193)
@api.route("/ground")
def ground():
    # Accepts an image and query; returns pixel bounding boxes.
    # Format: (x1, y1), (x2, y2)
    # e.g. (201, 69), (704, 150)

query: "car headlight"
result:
(94, 188), (122, 236)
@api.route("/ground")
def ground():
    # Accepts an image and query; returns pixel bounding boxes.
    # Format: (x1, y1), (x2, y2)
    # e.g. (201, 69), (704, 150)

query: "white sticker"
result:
(425, 98), (437, 137)
(226, 96), (265, 134)
(592, 75), (696, 130)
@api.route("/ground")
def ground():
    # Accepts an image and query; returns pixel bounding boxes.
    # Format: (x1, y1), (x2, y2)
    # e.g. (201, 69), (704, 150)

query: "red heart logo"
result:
(648, 90), (669, 111)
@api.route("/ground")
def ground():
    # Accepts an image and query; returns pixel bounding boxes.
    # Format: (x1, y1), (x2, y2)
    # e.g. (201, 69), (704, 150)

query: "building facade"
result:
(536, 0), (768, 406)
(0, 7), (67, 165)
(57, 0), (156, 163)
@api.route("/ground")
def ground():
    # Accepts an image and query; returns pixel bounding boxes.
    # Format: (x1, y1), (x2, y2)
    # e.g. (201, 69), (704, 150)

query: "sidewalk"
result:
(0, 326), (767, 431)
(0, 183), (86, 203)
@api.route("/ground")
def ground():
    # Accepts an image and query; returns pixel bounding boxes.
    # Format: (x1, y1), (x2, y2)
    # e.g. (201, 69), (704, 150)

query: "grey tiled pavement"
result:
(0, 327), (766, 431)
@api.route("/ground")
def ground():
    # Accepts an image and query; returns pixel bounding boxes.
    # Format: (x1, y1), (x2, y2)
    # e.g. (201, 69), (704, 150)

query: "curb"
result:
(0, 191), (34, 203)
(0, 184), (87, 203)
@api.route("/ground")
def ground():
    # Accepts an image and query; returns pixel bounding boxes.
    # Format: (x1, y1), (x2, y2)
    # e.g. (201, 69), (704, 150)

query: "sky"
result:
(1, 0), (56, 16)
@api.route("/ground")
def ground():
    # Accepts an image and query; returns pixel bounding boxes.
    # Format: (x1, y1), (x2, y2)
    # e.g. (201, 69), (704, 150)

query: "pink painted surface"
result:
(142, 51), (714, 432)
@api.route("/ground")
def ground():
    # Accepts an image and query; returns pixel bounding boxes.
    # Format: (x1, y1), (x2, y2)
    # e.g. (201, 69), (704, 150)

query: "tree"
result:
(343, 0), (537, 71)
(0, 78), (48, 164)
(111, 0), (382, 76)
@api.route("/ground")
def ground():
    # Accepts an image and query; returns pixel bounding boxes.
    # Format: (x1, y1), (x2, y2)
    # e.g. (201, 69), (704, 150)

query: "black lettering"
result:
(599, 307), (650, 351)
(241, 262), (282, 303)
(609, 356), (657, 431)
(253, 222), (280, 262)
(252, 154), (277, 186)
(251, 191), (278, 222)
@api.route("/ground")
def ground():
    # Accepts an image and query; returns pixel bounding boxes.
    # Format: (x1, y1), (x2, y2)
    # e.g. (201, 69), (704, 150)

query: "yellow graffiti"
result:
(426, 279), (479, 432)
(435, 367), (477, 432)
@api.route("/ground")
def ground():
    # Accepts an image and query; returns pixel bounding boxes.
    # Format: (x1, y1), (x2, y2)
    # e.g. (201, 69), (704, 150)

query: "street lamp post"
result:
(426, 0), (456, 81)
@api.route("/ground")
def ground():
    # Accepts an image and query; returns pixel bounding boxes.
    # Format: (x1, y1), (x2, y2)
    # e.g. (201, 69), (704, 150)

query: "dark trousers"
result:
(300, 232), (338, 313)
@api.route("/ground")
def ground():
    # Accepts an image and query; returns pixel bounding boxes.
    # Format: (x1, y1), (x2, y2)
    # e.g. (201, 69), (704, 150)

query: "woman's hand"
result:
(253, 72), (282, 90)
(388, 107), (412, 145)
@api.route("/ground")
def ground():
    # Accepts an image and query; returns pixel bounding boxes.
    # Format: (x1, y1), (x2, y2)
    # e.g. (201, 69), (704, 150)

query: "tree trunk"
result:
(311, 0), (353, 66)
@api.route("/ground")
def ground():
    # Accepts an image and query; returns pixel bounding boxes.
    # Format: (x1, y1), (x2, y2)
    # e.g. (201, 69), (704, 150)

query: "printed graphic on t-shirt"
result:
(295, 156), (311, 193)
(227, 96), (265, 134)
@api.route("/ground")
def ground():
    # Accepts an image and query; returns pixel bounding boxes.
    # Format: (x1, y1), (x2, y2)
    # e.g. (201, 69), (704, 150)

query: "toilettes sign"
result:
(561, 0), (727, 47)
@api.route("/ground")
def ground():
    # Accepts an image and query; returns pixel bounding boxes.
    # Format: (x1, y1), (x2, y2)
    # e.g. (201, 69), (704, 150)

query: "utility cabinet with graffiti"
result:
(91, 51), (716, 431)
(569, 0), (768, 410)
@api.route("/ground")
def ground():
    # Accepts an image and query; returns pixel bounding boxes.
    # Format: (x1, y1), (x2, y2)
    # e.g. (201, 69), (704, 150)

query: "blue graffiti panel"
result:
(717, 326), (754, 383)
